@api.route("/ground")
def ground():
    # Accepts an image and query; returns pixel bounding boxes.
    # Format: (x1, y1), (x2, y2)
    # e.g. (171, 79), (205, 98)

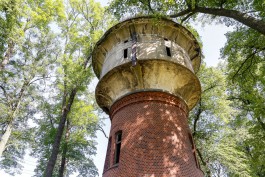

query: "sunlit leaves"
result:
(31, 0), (108, 176)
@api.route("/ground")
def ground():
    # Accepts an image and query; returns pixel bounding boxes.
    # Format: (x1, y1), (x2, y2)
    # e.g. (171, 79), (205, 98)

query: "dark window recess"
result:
(114, 131), (122, 164)
(166, 47), (171, 57)
(124, 40), (128, 43)
(164, 38), (169, 41)
(124, 48), (128, 58)
(104, 137), (112, 171)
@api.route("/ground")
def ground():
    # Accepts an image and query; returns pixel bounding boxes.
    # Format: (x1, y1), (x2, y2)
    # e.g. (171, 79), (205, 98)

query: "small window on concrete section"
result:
(124, 48), (128, 58)
(114, 131), (122, 165)
(123, 40), (128, 59)
(166, 47), (171, 57)
(164, 38), (171, 57)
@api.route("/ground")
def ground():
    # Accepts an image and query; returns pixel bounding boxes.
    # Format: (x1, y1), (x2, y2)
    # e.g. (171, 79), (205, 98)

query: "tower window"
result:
(166, 47), (171, 57)
(124, 48), (128, 58)
(114, 131), (122, 164)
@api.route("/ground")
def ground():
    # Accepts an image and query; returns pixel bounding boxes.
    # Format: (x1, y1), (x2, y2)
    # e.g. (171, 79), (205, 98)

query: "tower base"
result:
(103, 91), (203, 177)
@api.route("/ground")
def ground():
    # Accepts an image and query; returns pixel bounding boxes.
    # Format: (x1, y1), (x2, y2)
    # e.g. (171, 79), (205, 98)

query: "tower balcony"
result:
(92, 16), (201, 113)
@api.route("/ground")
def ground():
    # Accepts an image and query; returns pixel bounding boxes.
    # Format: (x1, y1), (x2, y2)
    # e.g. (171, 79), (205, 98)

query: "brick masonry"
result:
(103, 91), (204, 177)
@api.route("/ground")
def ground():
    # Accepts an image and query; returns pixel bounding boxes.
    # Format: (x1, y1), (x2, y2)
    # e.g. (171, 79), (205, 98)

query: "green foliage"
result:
(29, 0), (111, 176)
(32, 93), (99, 177)
(222, 27), (265, 176)
(108, 0), (265, 31)
(0, 0), (62, 173)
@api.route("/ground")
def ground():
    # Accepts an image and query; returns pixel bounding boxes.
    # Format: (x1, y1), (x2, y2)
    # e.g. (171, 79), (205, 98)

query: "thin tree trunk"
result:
(0, 41), (14, 71)
(58, 120), (70, 177)
(0, 80), (28, 156)
(196, 148), (211, 177)
(0, 122), (12, 156)
(44, 88), (77, 177)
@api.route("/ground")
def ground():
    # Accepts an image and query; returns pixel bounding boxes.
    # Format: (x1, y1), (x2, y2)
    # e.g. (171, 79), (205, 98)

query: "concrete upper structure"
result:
(92, 16), (202, 113)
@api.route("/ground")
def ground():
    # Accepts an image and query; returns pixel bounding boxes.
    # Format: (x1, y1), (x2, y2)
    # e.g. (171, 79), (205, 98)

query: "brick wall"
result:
(102, 91), (203, 177)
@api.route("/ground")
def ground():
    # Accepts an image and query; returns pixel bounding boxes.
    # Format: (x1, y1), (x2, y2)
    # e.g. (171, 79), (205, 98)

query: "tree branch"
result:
(202, 84), (222, 94)
(138, 0), (154, 14)
(193, 100), (202, 137)
(170, 9), (192, 18)
(196, 147), (211, 176)
(232, 47), (265, 81)
(257, 116), (265, 132)
(170, 7), (265, 35)
(0, 85), (10, 103)
(181, 12), (196, 23)
(97, 125), (108, 139)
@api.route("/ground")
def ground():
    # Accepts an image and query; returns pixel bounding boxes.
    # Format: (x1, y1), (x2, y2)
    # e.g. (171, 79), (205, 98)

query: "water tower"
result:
(92, 16), (203, 177)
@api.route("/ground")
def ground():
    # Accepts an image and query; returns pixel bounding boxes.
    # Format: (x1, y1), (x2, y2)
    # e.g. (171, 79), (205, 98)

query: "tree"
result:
(0, 0), (64, 174)
(32, 94), (99, 177)
(40, 0), (111, 176)
(108, 0), (265, 35)
(222, 27), (265, 176)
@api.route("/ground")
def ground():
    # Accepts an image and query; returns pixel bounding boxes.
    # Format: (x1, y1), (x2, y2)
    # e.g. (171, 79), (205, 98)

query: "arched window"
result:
(124, 40), (128, 58)
(164, 38), (171, 57)
(114, 131), (122, 165)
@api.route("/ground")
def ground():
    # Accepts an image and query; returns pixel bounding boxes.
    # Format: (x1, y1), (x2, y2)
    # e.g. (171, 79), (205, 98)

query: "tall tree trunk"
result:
(0, 80), (27, 156)
(0, 122), (12, 156)
(58, 120), (70, 177)
(44, 88), (77, 177)
(257, 116), (265, 132)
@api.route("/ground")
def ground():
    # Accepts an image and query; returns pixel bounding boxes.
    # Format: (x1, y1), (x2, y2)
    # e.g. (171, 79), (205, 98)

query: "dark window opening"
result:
(164, 38), (169, 41)
(124, 48), (128, 58)
(166, 47), (171, 57)
(124, 40), (128, 43)
(114, 131), (122, 164)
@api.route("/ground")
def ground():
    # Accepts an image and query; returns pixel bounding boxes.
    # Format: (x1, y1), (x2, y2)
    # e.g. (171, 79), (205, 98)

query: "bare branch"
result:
(97, 125), (108, 139)
(170, 9), (192, 18)
(181, 12), (195, 23)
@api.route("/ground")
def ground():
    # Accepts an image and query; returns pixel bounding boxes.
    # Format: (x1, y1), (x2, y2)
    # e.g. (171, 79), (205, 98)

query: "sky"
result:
(0, 0), (233, 176)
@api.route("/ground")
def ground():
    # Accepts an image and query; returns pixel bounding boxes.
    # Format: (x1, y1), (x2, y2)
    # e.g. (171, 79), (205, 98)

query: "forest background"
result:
(0, 0), (264, 177)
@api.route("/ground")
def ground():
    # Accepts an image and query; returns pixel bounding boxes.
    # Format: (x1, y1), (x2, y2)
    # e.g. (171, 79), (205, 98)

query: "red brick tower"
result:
(92, 17), (203, 177)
